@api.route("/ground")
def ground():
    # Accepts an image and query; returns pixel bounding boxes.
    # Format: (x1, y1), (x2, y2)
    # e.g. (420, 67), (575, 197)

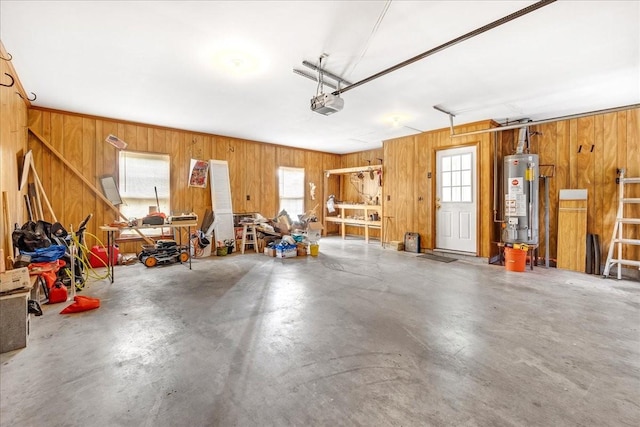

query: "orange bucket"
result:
(505, 247), (526, 272)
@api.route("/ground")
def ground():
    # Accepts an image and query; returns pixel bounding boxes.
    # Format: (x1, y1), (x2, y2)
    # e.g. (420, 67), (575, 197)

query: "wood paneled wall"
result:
(378, 108), (639, 264)
(0, 41), (29, 263)
(382, 121), (497, 257)
(502, 109), (640, 265)
(335, 148), (384, 239)
(27, 108), (340, 254)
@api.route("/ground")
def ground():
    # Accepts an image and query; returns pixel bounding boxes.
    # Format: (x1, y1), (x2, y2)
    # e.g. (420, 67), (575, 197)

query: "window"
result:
(441, 153), (472, 203)
(118, 151), (170, 237)
(278, 167), (305, 219)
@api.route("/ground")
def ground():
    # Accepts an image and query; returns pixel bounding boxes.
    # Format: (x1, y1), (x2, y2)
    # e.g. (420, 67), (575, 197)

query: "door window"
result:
(441, 153), (472, 203)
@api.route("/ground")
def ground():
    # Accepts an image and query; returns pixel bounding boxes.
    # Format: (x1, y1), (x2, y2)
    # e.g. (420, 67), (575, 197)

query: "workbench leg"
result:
(107, 231), (114, 283)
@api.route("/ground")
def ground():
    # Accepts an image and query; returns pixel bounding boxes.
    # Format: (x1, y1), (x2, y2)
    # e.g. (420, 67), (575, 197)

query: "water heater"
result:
(503, 153), (539, 244)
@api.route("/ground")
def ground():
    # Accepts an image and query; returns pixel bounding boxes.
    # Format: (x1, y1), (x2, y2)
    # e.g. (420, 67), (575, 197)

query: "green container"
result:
(216, 246), (228, 256)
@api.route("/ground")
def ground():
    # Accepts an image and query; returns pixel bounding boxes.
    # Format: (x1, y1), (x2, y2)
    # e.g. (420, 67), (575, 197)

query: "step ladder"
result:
(241, 223), (259, 254)
(603, 168), (640, 279)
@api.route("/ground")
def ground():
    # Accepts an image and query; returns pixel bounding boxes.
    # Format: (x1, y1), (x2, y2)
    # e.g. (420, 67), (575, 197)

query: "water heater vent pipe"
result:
(516, 126), (529, 154)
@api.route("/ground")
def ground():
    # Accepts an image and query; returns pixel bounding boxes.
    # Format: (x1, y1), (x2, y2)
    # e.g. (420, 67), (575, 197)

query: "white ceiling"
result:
(1, 1), (638, 154)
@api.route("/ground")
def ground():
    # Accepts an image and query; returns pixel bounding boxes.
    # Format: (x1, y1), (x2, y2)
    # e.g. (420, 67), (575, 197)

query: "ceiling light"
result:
(215, 50), (259, 75)
(204, 41), (266, 77)
(384, 113), (411, 127)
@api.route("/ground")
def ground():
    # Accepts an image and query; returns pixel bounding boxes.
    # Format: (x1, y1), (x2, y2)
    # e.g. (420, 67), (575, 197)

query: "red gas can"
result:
(88, 245), (119, 268)
(48, 282), (68, 304)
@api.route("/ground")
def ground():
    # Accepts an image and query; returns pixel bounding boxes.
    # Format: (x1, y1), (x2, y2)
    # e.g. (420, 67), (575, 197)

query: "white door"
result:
(209, 160), (235, 245)
(436, 146), (477, 253)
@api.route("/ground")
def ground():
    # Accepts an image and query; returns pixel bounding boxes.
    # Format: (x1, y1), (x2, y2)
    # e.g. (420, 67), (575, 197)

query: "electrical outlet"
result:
(387, 195), (391, 201)
(246, 195), (250, 201)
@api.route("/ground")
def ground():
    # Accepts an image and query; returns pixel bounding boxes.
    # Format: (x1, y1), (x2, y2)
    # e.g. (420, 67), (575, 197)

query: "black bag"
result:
(12, 220), (52, 252)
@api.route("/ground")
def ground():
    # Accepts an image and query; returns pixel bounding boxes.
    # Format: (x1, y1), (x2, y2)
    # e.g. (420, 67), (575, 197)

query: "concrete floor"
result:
(1, 237), (639, 426)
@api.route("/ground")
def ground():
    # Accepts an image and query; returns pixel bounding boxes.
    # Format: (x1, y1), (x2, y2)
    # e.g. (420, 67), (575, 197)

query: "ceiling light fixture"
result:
(212, 48), (262, 76)
(384, 113), (411, 128)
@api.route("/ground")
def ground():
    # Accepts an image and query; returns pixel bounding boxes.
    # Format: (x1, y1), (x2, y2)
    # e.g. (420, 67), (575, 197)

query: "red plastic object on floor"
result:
(60, 296), (100, 314)
(48, 282), (68, 304)
(88, 245), (119, 268)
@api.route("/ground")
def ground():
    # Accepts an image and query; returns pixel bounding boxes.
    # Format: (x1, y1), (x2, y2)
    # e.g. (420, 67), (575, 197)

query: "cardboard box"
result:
(0, 267), (31, 293)
(305, 222), (323, 241)
(274, 221), (290, 235)
(264, 247), (276, 257)
(387, 241), (404, 251)
(276, 247), (297, 258)
(277, 215), (291, 230)
(296, 243), (308, 256)
(307, 222), (323, 231)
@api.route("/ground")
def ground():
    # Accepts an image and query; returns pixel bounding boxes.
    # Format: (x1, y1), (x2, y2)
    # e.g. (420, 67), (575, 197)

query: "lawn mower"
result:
(138, 239), (189, 268)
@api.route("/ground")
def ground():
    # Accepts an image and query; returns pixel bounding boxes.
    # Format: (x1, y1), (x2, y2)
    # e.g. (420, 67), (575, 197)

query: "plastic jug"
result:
(48, 282), (68, 304)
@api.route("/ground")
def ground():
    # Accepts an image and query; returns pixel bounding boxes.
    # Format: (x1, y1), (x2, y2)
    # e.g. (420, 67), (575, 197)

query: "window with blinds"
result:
(118, 151), (171, 237)
(278, 167), (305, 219)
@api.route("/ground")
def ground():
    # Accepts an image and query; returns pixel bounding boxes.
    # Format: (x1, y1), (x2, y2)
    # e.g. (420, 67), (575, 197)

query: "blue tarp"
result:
(20, 244), (66, 262)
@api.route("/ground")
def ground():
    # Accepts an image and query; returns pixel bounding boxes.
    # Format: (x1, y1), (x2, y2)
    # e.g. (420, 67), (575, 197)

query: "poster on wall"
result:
(188, 159), (209, 188)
